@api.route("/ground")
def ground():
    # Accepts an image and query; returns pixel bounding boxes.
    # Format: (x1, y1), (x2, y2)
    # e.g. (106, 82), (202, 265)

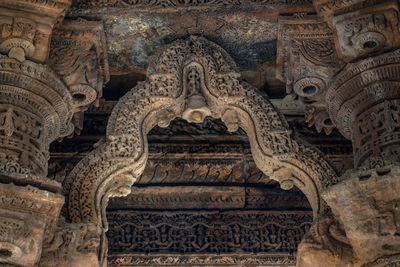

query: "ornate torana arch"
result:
(63, 36), (338, 263)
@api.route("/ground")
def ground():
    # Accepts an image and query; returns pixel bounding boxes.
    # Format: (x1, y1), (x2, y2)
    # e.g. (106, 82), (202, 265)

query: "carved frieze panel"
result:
(49, 19), (109, 114)
(70, 0), (313, 10)
(0, 0), (71, 62)
(107, 186), (311, 210)
(109, 254), (297, 266)
(107, 210), (312, 255)
(277, 16), (342, 135)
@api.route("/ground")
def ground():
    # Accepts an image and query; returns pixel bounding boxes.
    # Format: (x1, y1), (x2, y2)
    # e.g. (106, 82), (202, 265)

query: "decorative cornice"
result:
(108, 254), (297, 266)
(107, 210), (312, 256)
(70, 0), (313, 11)
(107, 186), (311, 210)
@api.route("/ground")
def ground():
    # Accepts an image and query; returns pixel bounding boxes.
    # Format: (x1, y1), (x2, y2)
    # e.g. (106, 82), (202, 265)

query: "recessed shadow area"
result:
(105, 116), (312, 266)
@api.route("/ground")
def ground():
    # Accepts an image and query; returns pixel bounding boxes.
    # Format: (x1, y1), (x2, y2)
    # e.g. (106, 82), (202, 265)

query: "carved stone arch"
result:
(63, 36), (338, 264)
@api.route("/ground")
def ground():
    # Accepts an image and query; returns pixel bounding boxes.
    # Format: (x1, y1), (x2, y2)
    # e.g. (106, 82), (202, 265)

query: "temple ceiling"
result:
(65, 1), (316, 97)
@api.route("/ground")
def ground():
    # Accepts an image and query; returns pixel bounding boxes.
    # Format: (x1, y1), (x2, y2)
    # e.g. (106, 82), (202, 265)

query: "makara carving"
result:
(64, 36), (338, 263)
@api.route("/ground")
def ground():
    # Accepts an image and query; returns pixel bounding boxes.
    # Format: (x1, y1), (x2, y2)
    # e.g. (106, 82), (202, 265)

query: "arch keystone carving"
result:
(63, 36), (338, 264)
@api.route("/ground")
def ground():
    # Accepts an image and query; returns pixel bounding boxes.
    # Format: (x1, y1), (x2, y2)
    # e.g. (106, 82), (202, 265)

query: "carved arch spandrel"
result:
(63, 36), (338, 263)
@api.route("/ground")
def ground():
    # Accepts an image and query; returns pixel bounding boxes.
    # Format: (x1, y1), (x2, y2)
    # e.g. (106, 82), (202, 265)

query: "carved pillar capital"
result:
(326, 49), (400, 168)
(0, 183), (64, 266)
(0, 3), (110, 266)
(298, 48), (400, 267)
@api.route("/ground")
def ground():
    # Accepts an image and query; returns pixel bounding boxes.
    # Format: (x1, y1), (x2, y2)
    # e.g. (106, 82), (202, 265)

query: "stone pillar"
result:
(0, 1), (108, 266)
(298, 49), (400, 267)
(296, 1), (400, 265)
(321, 49), (400, 266)
(0, 1), (71, 266)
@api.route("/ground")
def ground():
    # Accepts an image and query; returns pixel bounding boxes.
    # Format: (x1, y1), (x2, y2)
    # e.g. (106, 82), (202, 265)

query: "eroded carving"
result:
(323, 165), (400, 265)
(49, 19), (109, 114)
(40, 220), (101, 267)
(277, 17), (342, 135)
(297, 213), (357, 267)
(64, 36), (337, 264)
(0, 0), (72, 62)
(0, 183), (64, 266)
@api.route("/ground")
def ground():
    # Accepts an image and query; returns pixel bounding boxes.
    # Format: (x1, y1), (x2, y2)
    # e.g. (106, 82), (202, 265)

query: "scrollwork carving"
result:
(64, 36), (338, 264)
(49, 19), (109, 114)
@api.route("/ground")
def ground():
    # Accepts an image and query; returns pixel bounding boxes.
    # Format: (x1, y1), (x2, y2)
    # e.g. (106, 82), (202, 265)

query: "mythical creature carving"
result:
(49, 19), (109, 113)
(63, 36), (338, 264)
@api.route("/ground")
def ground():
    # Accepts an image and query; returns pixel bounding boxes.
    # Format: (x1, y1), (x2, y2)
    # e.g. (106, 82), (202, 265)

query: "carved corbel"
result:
(0, 0), (71, 62)
(277, 16), (342, 135)
(49, 19), (109, 115)
(40, 219), (101, 267)
(314, 0), (400, 61)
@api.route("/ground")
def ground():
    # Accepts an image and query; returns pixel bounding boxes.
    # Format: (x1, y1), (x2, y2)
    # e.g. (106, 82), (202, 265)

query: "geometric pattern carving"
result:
(327, 49), (400, 168)
(109, 254), (297, 266)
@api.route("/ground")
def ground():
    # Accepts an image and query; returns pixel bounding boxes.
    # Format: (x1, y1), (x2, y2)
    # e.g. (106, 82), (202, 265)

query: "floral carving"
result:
(64, 36), (338, 264)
